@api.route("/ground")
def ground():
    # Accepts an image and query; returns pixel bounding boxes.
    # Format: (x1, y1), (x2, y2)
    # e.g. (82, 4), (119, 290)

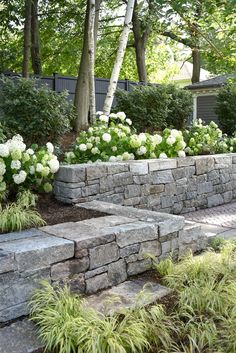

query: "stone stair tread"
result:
(0, 278), (172, 353)
(85, 278), (172, 314)
(0, 320), (43, 353)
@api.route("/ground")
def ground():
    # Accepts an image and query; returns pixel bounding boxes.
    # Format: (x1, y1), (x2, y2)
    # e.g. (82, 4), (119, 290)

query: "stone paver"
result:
(184, 202), (236, 239)
(86, 278), (172, 314)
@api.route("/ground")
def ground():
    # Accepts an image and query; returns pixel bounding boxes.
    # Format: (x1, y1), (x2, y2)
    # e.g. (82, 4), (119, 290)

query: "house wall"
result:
(197, 95), (219, 124)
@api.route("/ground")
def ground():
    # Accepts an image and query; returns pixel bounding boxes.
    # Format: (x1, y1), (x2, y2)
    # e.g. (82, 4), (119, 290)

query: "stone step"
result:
(0, 277), (172, 353)
(0, 320), (44, 353)
(86, 277), (172, 314)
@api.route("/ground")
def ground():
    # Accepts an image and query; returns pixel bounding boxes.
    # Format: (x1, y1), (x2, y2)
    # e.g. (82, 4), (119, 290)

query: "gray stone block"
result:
(108, 259), (127, 286)
(86, 164), (107, 180)
(196, 157), (214, 175)
(0, 250), (15, 274)
(177, 157), (195, 167)
(123, 197), (141, 206)
(149, 159), (177, 172)
(139, 240), (161, 258)
(129, 161), (149, 175)
(86, 272), (110, 293)
(152, 170), (174, 184)
(0, 235), (74, 272)
(81, 184), (100, 197)
(127, 258), (152, 276)
(207, 194), (224, 207)
(159, 216), (185, 237)
(89, 242), (119, 269)
(0, 320), (44, 353)
(54, 185), (82, 199)
(114, 222), (158, 247)
(51, 257), (89, 281)
(85, 266), (108, 279)
(124, 184), (141, 198)
(56, 165), (86, 183)
(120, 243), (140, 257)
(197, 181), (213, 194)
(107, 163), (129, 175)
(223, 190), (233, 203)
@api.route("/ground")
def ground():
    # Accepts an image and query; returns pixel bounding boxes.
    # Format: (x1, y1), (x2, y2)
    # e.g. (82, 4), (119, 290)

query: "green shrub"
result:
(115, 84), (192, 132)
(0, 77), (75, 146)
(0, 123), (6, 143)
(216, 79), (236, 135)
(183, 119), (231, 155)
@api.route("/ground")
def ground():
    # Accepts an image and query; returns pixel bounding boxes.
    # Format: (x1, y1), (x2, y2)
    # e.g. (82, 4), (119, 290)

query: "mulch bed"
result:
(37, 194), (106, 226)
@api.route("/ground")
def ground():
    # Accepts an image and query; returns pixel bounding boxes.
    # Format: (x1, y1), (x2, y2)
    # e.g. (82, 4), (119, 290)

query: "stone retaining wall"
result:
(54, 154), (236, 214)
(0, 201), (205, 322)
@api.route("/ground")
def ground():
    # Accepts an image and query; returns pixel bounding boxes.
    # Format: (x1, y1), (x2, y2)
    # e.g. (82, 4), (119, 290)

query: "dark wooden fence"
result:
(3, 72), (144, 111)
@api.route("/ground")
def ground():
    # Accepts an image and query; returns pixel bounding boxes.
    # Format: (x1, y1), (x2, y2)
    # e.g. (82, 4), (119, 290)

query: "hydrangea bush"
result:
(0, 135), (60, 198)
(183, 119), (232, 156)
(65, 112), (186, 164)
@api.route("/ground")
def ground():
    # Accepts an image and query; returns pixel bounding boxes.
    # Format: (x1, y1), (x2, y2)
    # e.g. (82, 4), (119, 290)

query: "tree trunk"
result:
(22, 0), (32, 78)
(74, 0), (102, 132)
(191, 47), (201, 83)
(132, 0), (150, 83)
(88, 0), (96, 122)
(31, 0), (42, 75)
(103, 0), (135, 115)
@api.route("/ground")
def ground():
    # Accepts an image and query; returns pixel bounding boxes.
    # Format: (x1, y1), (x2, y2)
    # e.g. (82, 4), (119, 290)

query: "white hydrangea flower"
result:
(130, 135), (141, 148)
(170, 129), (181, 138)
(48, 159), (59, 173)
(7, 135), (26, 152)
(116, 112), (126, 121)
(116, 155), (123, 161)
(159, 153), (168, 159)
(122, 152), (131, 160)
(29, 166), (35, 175)
(0, 161), (6, 175)
(96, 111), (103, 115)
(46, 142), (54, 153)
(13, 170), (27, 184)
(139, 133), (147, 143)
(99, 114), (109, 123)
(11, 160), (21, 170)
(230, 146), (233, 152)
(88, 127), (94, 133)
(0, 144), (9, 157)
(86, 143), (93, 150)
(91, 147), (100, 155)
(125, 118), (132, 126)
(78, 144), (87, 151)
(102, 133), (111, 143)
(129, 153), (135, 160)
(112, 146), (117, 152)
(36, 163), (44, 172)
(137, 146), (147, 155)
(178, 151), (186, 158)
(166, 136), (176, 145)
(26, 148), (34, 155)
(109, 113), (117, 119)
(95, 137), (100, 144)
(109, 156), (117, 162)
(152, 134), (162, 145)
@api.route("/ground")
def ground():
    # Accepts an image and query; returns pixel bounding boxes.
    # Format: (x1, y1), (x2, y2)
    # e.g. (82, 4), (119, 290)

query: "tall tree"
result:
(74, 0), (102, 131)
(132, 0), (154, 83)
(31, 0), (42, 75)
(103, 0), (135, 115)
(22, 0), (32, 78)
(88, 0), (96, 122)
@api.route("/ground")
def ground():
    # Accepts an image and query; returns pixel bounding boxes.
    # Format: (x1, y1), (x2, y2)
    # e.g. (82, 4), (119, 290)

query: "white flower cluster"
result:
(66, 112), (187, 164)
(0, 135), (60, 196)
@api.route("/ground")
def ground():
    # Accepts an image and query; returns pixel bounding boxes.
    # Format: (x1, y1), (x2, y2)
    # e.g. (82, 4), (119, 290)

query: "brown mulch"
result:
(36, 194), (106, 226)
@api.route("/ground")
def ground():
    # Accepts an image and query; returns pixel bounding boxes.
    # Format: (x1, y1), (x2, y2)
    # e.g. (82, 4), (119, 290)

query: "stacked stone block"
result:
(0, 201), (205, 322)
(54, 154), (236, 214)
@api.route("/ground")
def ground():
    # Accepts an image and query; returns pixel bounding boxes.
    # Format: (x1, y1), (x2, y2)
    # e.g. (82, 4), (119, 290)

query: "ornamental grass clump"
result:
(0, 190), (45, 232)
(65, 111), (186, 164)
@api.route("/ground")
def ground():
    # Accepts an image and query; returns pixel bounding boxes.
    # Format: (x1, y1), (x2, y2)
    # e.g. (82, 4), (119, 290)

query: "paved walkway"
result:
(184, 202), (236, 240)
